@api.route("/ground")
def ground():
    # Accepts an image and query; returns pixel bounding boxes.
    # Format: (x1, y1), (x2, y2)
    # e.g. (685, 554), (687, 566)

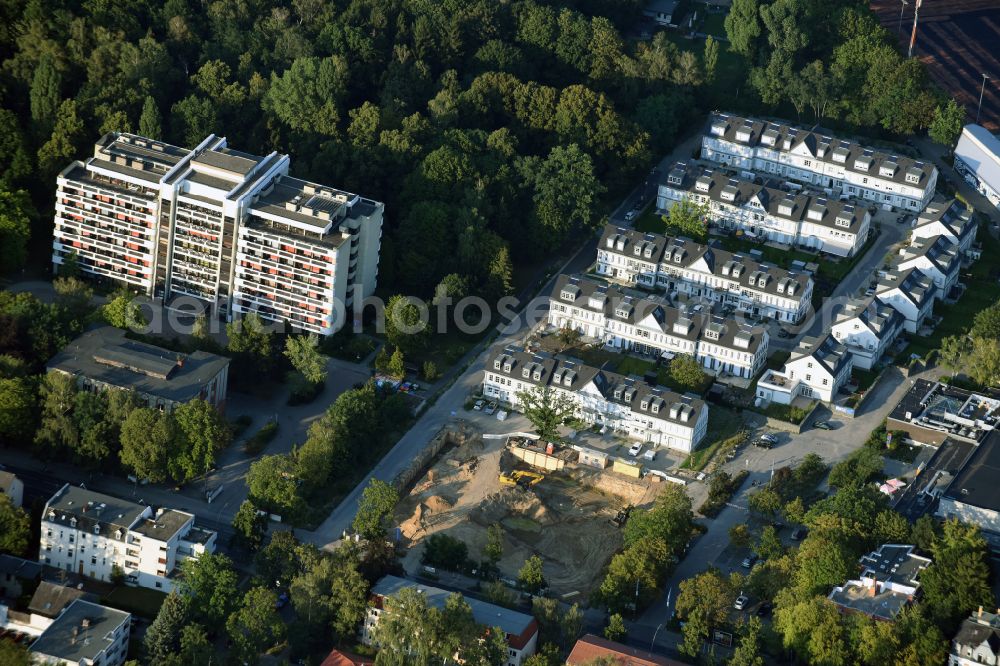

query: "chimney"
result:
(81, 618), (90, 629)
(979, 606), (984, 618)
(869, 578), (878, 597)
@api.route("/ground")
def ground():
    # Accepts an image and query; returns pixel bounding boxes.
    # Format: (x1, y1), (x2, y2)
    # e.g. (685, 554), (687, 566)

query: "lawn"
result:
(102, 586), (167, 618)
(634, 202), (665, 233)
(756, 400), (814, 425)
(852, 367), (881, 393)
(701, 12), (727, 38)
(681, 406), (745, 471)
(904, 225), (1000, 359)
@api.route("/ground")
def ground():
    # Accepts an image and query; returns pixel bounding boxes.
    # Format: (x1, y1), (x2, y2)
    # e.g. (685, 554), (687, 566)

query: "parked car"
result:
(791, 528), (806, 541)
(741, 554), (758, 569)
(865, 288), (876, 297)
(734, 594), (750, 611)
(643, 449), (656, 461)
(755, 602), (773, 617)
(624, 210), (637, 221)
(776, 328), (790, 339)
(628, 443), (643, 457)
(753, 438), (774, 449)
(473, 400), (484, 411)
(496, 410), (508, 421)
(759, 433), (778, 445)
(484, 402), (497, 415)
(276, 592), (290, 609)
(814, 420), (833, 430)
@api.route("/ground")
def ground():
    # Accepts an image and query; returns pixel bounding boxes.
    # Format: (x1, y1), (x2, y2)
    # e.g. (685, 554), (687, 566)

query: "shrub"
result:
(231, 414), (253, 438)
(244, 421), (279, 455)
(421, 534), (469, 571)
(699, 470), (749, 517)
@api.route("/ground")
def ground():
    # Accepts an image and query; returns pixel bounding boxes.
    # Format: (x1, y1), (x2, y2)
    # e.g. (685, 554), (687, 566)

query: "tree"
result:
(484, 522), (504, 564)
(0, 376), (35, 445)
(423, 534), (469, 570)
(0, 187), (33, 274)
(144, 592), (190, 664)
(773, 595), (850, 665)
(703, 36), (719, 84)
(757, 525), (784, 561)
(624, 484), (694, 555)
(726, 0), (763, 58)
(226, 586), (286, 665)
(247, 454), (305, 519)
(921, 519), (993, 628)
(231, 500), (267, 552)
(604, 613), (626, 642)
(178, 553), (239, 627)
(521, 143), (605, 245)
(516, 386), (576, 442)
(171, 399), (230, 482)
(669, 353), (708, 391)
(139, 96), (163, 138)
(792, 529), (857, 597)
(34, 371), (79, 455)
(0, 638), (31, 666)
(663, 199), (709, 241)
(29, 53), (61, 135)
(256, 531), (309, 588)
(0, 495), (30, 555)
(967, 337), (1000, 388)
(53, 277), (94, 334)
(37, 99), (84, 178)
(679, 610), (708, 659)
(385, 295), (430, 354)
(422, 360), (440, 381)
(598, 536), (669, 612)
(374, 346), (391, 375)
(264, 56), (347, 135)
(729, 524), (752, 550)
(911, 514), (938, 551)
(518, 554), (546, 593)
(972, 303), (1000, 340)
(174, 624), (213, 666)
(676, 568), (736, 630)
(102, 292), (145, 330)
(284, 334), (328, 384)
(388, 348), (406, 380)
(119, 408), (173, 483)
(730, 616), (765, 666)
(747, 488), (782, 517)
(353, 478), (399, 539)
(929, 98), (965, 148)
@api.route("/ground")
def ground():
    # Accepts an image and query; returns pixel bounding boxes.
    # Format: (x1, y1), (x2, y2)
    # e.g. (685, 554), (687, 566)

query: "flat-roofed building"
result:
(955, 124), (1000, 211)
(887, 379), (1000, 446)
(548, 274), (768, 379)
(658, 162), (871, 257)
(597, 225), (813, 323)
(484, 345), (709, 452)
(39, 484), (216, 592)
(29, 599), (131, 666)
(363, 575), (538, 666)
(702, 112), (937, 210)
(828, 544), (930, 622)
(52, 132), (383, 335)
(937, 431), (1000, 550)
(46, 326), (229, 412)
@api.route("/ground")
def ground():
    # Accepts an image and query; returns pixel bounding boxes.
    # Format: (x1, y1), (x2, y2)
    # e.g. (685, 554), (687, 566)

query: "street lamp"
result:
(898, 0), (908, 37)
(978, 74), (991, 124)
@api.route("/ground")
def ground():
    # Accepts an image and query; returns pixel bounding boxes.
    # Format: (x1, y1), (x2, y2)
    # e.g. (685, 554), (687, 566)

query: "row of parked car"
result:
(473, 399), (508, 421)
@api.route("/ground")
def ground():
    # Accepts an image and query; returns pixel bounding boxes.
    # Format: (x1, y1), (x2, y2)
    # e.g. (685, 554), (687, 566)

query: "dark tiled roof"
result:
(898, 235), (960, 276)
(29, 599), (130, 664)
(837, 298), (904, 339)
(876, 268), (935, 308)
(789, 334), (851, 377)
(29, 581), (97, 619)
(915, 199), (975, 240)
(43, 485), (146, 542)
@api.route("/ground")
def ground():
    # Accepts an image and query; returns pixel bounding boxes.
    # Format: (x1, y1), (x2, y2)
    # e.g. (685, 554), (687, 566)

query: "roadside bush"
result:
(699, 470), (749, 517)
(286, 375), (324, 406)
(244, 421), (279, 455)
(421, 534), (469, 572)
(231, 414), (253, 438)
(828, 447), (884, 489)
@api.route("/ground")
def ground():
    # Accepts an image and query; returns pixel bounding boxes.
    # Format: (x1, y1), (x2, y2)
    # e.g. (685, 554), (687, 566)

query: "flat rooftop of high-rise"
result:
(191, 146), (263, 177)
(95, 133), (190, 170)
(249, 176), (368, 234)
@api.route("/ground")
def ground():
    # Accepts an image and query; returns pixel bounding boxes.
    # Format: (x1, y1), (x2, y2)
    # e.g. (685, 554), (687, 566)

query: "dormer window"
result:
(710, 120), (726, 136)
(494, 359), (502, 370)
(522, 367), (531, 378)
(736, 128), (751, 143)
(616, 239), (625, 251)
(532, 369), (542, 381)
(836, 216), (851, 228)
(854, 157), (873, 171)
(696, 177), (711, 193)
(561, 289), (576, 302)
(614, 388), (622, 400)
(808, 206), (824, 221)
(879, 164), (897, 178)
(748, 275), (756, 287)
(70, 517), (77, 527)
(503, 361), (513, 373)
(644, 245), (654, 259)
(93, 525), (100, 535)
(777, 282), (785, 294)
(563, 373), (573, 387)
(778, 201), (794, 216)
(640, 399), (649, 410)
(624, 389), (634, 403)
(651, 402), (660, 414)
(553, 369), (563, 384)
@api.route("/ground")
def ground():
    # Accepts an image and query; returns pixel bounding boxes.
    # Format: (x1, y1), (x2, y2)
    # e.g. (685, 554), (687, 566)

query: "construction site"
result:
(394, 424), (664, 601)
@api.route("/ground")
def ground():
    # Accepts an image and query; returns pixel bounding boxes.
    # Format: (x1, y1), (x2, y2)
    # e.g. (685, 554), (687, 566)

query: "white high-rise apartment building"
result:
(52, 133), (383, 335)
(39, 484), (216, 592)
(702, 112), (938, 211)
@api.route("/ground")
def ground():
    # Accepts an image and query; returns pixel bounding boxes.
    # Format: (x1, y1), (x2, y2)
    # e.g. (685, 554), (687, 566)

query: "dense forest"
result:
(0, 0), (953, 302)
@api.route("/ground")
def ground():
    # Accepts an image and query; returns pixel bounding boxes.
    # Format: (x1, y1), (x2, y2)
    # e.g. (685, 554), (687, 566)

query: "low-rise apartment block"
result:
(913, 199), (977, 255)
(702, 112), (938, 211)
(47, 326), (229, 412)
(548, 274), (768, 379)
(52, 132), (383, 335)
(40, 484), (216, 592)
(597, 225), (813, 323)
(757, 334), (852, 404)
(830, 299), (904, 370)
(658, 162), (871, 257)
(874, 267), (937, 333)
(827, 544), (930, 622)
(937, 430), (1000, 549)
(28, 598), (131, 666)
(950, 607), (1000, 666)
(484, 345), (709, 452)
(363, 575), (538, 666)
(887, 379), (1000, 446)
(895, 235), (961, 300)
(955, 124), (1000, 211)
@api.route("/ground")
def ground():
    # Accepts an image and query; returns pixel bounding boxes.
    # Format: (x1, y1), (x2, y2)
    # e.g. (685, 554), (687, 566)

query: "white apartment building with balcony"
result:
(548, 274), (768, 379)
(913, 199), (977, 255)
(831, 299), (905, 370)
(52, 132), (383, 335)
(895, 235), (961, 300)
(39, 485), (216, 592)
(596, 225), (813, 323)
(756, 334), (852, 404)
(701, 112), (938, 211)
(658, 162), (871, 257)
(484, 345), (709, 452)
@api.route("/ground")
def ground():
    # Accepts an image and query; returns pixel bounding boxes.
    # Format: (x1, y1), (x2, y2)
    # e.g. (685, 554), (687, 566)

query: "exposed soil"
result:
(395, 430), (629, 600)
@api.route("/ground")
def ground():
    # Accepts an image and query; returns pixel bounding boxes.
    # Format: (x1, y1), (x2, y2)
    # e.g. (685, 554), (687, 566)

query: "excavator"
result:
(498, 470), (544, 488)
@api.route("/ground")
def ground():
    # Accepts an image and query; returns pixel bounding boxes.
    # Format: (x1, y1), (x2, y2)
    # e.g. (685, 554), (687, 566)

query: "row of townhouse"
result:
(596, 224), (813, 323)
(53, 132), (383, 335)
(483, 345), (709, 452)
(547, 274), (769, 379)
(757, 334), (853, 403)
(701, 112), (938, 211)
(39, 484), (216, 592)
(658, 161), (871, 257)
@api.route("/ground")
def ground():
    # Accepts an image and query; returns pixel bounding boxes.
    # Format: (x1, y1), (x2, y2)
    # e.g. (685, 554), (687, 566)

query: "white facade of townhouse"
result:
(895, 236), (961, 300)
(658, 163), (871, 257)
(701, 113), (938, 211)
(483, 347), (709, 452)
(875, 268), (937, 333)
(831, 300), (904, 370)
(912, 199), (977, 255)
(596, 226), (813, 323)
(756, 335), (852, 404)
(547, 275), (768, 379)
